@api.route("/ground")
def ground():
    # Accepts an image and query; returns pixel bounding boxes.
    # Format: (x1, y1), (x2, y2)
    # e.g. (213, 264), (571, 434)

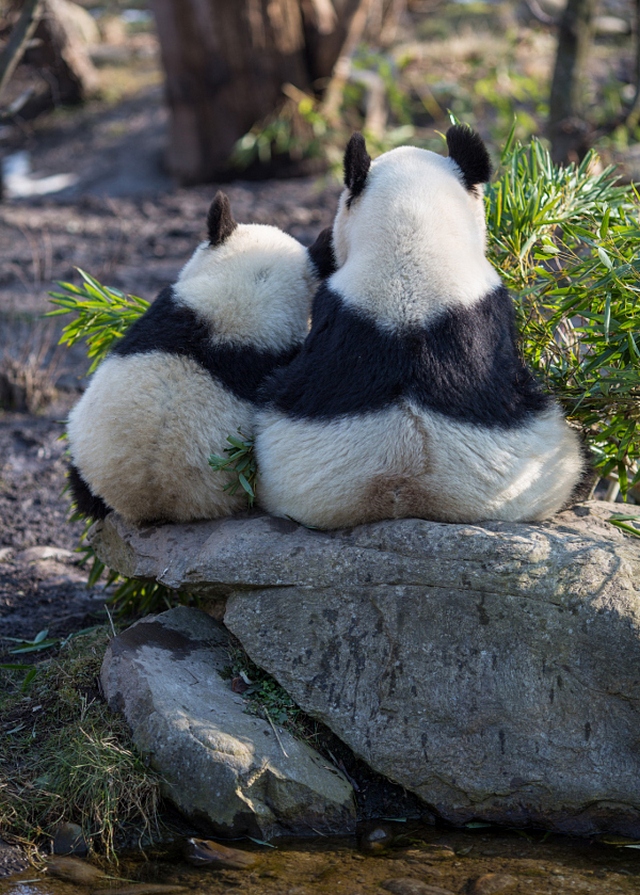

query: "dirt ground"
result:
(0, 80), (342, 658)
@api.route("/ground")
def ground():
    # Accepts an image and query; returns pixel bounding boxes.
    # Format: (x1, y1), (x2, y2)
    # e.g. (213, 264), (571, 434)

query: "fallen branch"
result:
(0, 0), (44, 104)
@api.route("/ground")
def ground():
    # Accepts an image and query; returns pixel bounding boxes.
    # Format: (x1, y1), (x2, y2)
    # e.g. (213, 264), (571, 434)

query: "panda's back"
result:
(262, 282), (549, 428)
(112, 285), (299, 404)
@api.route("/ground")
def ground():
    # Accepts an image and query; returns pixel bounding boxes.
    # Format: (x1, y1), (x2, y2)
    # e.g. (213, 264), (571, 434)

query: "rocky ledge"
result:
(91, 501), (640, 838)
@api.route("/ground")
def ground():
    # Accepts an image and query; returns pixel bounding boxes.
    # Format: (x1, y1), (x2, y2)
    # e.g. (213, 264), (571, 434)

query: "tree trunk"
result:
(548, 0), (597, 164)
(151, 0), (317, 184)
(150, 0), (391, 185)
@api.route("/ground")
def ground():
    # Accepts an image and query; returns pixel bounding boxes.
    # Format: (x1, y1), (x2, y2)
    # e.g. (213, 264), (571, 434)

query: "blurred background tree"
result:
(149, 0), (405, 182)
(0, 0), (637, 178)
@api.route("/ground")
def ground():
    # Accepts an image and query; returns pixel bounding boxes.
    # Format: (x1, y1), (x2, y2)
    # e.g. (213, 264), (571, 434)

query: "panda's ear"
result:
(207, 191), (237, 246)
(446, 125), (492, 190)
(344, 133), (371, 203)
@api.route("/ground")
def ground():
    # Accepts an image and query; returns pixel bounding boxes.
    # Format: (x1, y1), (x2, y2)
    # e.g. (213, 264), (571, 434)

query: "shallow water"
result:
(2, 824), (640, 895)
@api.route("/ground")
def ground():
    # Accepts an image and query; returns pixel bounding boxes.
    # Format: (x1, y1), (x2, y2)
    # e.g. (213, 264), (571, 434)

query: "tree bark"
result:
(548, 0), (597, 164)
(151, 0), (395, 185)
(151, 0), (318, 184)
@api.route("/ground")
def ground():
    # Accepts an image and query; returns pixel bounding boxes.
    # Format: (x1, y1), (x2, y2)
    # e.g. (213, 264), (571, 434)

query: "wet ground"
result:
(3, 823), (640, 895)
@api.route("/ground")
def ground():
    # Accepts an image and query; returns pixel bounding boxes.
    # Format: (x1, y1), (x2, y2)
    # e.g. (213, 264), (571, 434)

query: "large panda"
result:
(67, 192), (332, 525)
(254, 126), (586, 529)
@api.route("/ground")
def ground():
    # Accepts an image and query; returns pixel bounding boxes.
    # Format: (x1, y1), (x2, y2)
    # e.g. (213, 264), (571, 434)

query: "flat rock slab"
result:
(91, 501), (640, 836)
(100, 606), (355, 839)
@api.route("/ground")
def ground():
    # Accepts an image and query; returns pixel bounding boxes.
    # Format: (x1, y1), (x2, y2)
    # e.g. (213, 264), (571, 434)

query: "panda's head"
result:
(331, 126), (501, 326)
(174, 192), (318, 352)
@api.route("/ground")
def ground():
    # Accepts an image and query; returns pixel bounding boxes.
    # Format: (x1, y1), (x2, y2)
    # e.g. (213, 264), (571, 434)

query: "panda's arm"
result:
(263, 284), (409, 420)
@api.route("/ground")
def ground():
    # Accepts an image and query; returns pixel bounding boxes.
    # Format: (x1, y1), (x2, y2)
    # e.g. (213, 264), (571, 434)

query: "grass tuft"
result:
(0, 628), (164, 860)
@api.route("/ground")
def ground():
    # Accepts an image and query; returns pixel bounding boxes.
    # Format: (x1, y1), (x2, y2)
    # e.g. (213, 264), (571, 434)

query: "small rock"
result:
(184, 837), (257, 869)
(406, 845), (456, 861)
(382, 880), (455, 895)
(17, 546), (77, 564)
(100, 607), (356, 840)
(91, 885), (188, 895)
(53, 822), (88, 856)
(357, 823), (395, 853)
(46, 856), (106, 885)
(466, 873), (518, 894)
(0, 548), (13, 563)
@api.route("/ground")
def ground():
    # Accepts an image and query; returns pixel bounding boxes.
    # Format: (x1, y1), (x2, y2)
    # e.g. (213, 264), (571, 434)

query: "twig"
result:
(264, 708), (289, 758)
(104, 603), (117, 638)
(0, 0), (45, 105)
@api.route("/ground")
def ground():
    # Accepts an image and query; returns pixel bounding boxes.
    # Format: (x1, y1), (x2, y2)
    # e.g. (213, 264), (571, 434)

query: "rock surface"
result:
(100, 606), (355, 839)
(91, 501), (640, 836)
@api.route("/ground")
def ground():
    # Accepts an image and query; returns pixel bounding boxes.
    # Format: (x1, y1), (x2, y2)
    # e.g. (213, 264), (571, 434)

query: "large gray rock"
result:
(90, 501), (640, 836)
(100, 606), (355, 839)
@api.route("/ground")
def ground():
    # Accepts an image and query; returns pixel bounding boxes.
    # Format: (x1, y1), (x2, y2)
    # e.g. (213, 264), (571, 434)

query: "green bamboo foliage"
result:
(48, 268), (149, 373)
(486, 131), (640, 494)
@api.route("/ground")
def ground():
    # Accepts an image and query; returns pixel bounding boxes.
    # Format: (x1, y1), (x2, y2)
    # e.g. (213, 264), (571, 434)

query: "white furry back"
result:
(331, 146), (501, 329)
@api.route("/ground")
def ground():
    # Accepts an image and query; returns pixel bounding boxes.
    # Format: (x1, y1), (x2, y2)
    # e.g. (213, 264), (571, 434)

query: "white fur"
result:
(331, 146), (501, 330)
(256, 403), (584, 529)
(68, 223), (316, 524)
(68, 353), (251, 523)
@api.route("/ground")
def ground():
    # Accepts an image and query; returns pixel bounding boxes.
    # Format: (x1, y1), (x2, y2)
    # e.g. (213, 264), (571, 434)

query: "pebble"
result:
(381, 879), (455, 895)
(357, 823), (396, 854)
(45, 856), (106, 885)
(91, 886), (188, 895)
(403, 845), (456, 861)
(465, 872), (518, 894)
(16, 546), (77, 564)
(53, 822), (88, 856)
(183, 837), (257, 870)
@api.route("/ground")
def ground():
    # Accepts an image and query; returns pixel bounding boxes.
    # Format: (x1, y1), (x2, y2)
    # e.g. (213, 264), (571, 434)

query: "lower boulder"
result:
(100, 606), (356, 839)
(92, 501), (640, 837)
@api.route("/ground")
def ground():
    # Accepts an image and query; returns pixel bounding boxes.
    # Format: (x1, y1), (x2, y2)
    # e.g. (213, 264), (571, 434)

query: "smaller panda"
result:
(67, 192), (331, 525)
(254, 127), (587, 529)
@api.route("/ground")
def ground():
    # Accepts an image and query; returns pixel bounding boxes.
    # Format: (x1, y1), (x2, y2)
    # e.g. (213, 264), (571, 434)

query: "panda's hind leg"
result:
(67, 463), (111, 520)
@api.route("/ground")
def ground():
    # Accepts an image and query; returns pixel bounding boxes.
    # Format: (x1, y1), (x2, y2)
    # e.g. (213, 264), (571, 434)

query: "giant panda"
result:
(67, 191), (333, 525)
(254, 126), (587, 529)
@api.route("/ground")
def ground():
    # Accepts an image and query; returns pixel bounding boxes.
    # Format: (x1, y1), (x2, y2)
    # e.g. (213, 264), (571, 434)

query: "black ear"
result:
(307, 227), (337, 279)
(446, 125), (492, 190)
(344, 133), (371, 203)
(207, 191), (237, 246)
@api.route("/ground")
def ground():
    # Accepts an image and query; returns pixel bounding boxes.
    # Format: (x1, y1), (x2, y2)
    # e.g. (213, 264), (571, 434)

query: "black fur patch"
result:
(207, 191), (237, 246)
(446, 125), (492, 190)
(262, 284), (549, 427)
(67, 463), (110, 520)
(307, 227), (337, 279)
(344, 133), (371, 205)
(111, 286), (300, 403)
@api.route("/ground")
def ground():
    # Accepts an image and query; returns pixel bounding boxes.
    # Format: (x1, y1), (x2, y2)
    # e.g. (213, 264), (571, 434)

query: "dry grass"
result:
(0, 627), (164, 861)
(0, 321), (62, 412)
